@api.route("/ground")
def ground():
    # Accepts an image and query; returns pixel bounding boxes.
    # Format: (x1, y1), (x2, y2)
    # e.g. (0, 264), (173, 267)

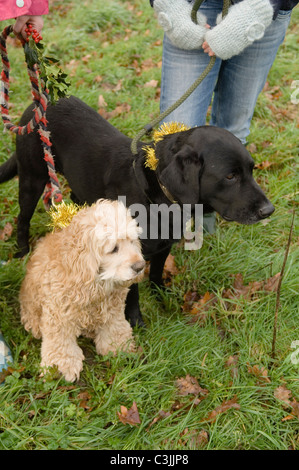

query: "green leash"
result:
(130, 56), (215, 155)
(130, 0), (231, 156)
(191, 0), (205, 24)
(191, 0), (231, 24)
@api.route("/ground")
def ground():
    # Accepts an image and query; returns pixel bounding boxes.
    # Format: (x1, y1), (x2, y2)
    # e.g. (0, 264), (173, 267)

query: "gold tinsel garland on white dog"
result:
(48, 201), (84, 230)
(143, 122), (191, 171)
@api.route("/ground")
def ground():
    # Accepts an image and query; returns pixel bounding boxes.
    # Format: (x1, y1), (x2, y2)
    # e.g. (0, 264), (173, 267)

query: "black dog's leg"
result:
(15, 175), (48, 257)
(149, 246), (172, 288)
(125, 284), (145, 327)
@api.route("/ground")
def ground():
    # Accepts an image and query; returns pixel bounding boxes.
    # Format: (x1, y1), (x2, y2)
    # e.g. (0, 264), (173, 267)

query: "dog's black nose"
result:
(259, 202), (275, 219)
(131, 260), (145, 274)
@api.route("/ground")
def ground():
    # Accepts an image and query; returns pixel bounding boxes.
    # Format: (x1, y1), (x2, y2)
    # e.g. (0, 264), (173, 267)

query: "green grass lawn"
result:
(0, 0), (298, 450)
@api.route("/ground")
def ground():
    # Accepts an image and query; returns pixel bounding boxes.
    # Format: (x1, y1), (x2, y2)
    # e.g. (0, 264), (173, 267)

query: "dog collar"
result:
(156, 176), (178, 204)
(132, 157), (178, 205)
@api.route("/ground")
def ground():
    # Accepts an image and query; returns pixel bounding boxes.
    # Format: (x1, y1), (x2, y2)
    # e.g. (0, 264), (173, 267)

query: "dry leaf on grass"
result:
(223, 272), (280, 301)
(175, 374), (209, 398)
(0, 365), (25, 384)
(147, 410), (171, 430)
(0, 222), (13, 241)
(202, 396), (240, 423)
(98, 102), (131, 120)
(274, 386), (292, 406)
(247, 364), (271, 384)
(162, 254), (179, 286)
(98, 94), (107, 108)
(254, 160), (276, 170)
(117, 401), (141, 426)
(179, 428), (209, 449)
(274, 386), (299, 421)
(77, 391), (92, 411)
(182, 291), (217, 325)
(163, 254), (179, 277)
(225, 355), (239, 379)
(144, 79), (158, 88)
(181, 290), (200, 311)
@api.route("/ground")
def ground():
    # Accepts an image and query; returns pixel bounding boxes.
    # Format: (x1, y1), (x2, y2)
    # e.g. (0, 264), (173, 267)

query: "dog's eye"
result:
(110, 245), (119, 254)
(226, 173), (236, 181)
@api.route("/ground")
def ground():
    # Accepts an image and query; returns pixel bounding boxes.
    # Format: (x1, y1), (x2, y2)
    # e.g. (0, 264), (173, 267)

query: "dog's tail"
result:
(0, 153), (18, 183)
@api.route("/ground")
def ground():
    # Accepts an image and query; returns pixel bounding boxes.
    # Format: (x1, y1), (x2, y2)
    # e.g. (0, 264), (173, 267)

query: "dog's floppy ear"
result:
(157, 144), (203, 205)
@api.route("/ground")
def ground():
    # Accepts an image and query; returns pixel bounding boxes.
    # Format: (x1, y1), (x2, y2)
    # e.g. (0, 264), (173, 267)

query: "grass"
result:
(0, 0), (298, 450)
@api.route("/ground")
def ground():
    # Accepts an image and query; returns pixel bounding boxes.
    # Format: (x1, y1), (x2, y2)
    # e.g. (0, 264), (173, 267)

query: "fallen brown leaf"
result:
(98, 94), (107, 108)
(117, 401), (141, 426)
(254, 160), (275, 170)
(147, 410), (171, 430)
(223, 272), (280, 301)
(274, 386), (292, 406)
(0, 365), (25, 384)
(0, 222), (13, 241)
(144, 79), (158, 88)
(141, 58), (160, 71)
(225, 355), (239, 379)
(247, 364), (271, 384)
(175, 375), (209, 397)
(81, 54), (91, 64)
(181, 290), (200, 312)
(202, 396), (240, 423)
(162, 254), (179, 281)
(179, 428), (209, 449)
(98, 102), (131, 120)
(77, 391), (92, 411)
(274, 386), (299, 421)
(190, 292), (216, 314)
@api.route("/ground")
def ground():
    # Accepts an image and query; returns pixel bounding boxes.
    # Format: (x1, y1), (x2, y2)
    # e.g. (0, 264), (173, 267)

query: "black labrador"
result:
(0, 96), (274, 325)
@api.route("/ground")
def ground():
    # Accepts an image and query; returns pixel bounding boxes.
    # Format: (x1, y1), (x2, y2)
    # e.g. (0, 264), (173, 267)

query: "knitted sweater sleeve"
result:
(204, 0), (275, 60)
(152, 0), (208, 50)
(149, 0), (298, 17)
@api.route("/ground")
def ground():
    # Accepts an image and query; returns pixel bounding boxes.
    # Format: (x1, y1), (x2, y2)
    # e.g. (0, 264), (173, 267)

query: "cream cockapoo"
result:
(19, 199), (145, 382)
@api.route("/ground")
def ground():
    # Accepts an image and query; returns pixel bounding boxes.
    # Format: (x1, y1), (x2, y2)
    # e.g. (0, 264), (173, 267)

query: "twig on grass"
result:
(271, 207), (295, 360)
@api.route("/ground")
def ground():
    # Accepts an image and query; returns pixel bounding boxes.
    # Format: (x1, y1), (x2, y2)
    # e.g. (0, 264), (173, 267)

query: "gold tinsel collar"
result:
(143, 122), (190, 171)
(48, 201), (84, 230)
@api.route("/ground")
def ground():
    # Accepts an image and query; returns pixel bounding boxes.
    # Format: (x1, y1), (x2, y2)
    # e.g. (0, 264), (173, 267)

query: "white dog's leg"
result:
(94, 313), (135, 356)
(40, 313), (84, 382)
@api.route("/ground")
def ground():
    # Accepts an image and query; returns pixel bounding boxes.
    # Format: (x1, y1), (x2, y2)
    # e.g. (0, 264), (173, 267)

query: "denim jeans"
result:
(0, 331), (13, 380)
(160, 1), (292, 143)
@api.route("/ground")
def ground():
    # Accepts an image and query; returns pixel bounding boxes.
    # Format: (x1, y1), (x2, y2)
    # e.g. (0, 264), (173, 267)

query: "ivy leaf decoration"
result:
(23, 41), (39, 68)
(25, 37), (71, 104)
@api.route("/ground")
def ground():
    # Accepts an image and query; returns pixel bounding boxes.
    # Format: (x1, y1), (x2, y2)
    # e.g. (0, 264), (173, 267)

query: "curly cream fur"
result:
(19, 199), (145, 382)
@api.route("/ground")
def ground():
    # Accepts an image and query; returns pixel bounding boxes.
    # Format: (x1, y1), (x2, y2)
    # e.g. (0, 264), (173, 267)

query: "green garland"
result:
(23, 36), (70, 104)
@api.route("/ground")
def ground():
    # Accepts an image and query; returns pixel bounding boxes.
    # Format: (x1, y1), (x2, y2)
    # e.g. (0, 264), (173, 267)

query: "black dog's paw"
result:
(131, 314), (146, 329)
(125, 308), (146, 328)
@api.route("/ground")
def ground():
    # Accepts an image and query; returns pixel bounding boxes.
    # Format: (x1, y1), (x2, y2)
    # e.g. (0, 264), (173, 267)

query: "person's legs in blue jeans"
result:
(160, 2), (223, 127)
(210, 10), (292, 143)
